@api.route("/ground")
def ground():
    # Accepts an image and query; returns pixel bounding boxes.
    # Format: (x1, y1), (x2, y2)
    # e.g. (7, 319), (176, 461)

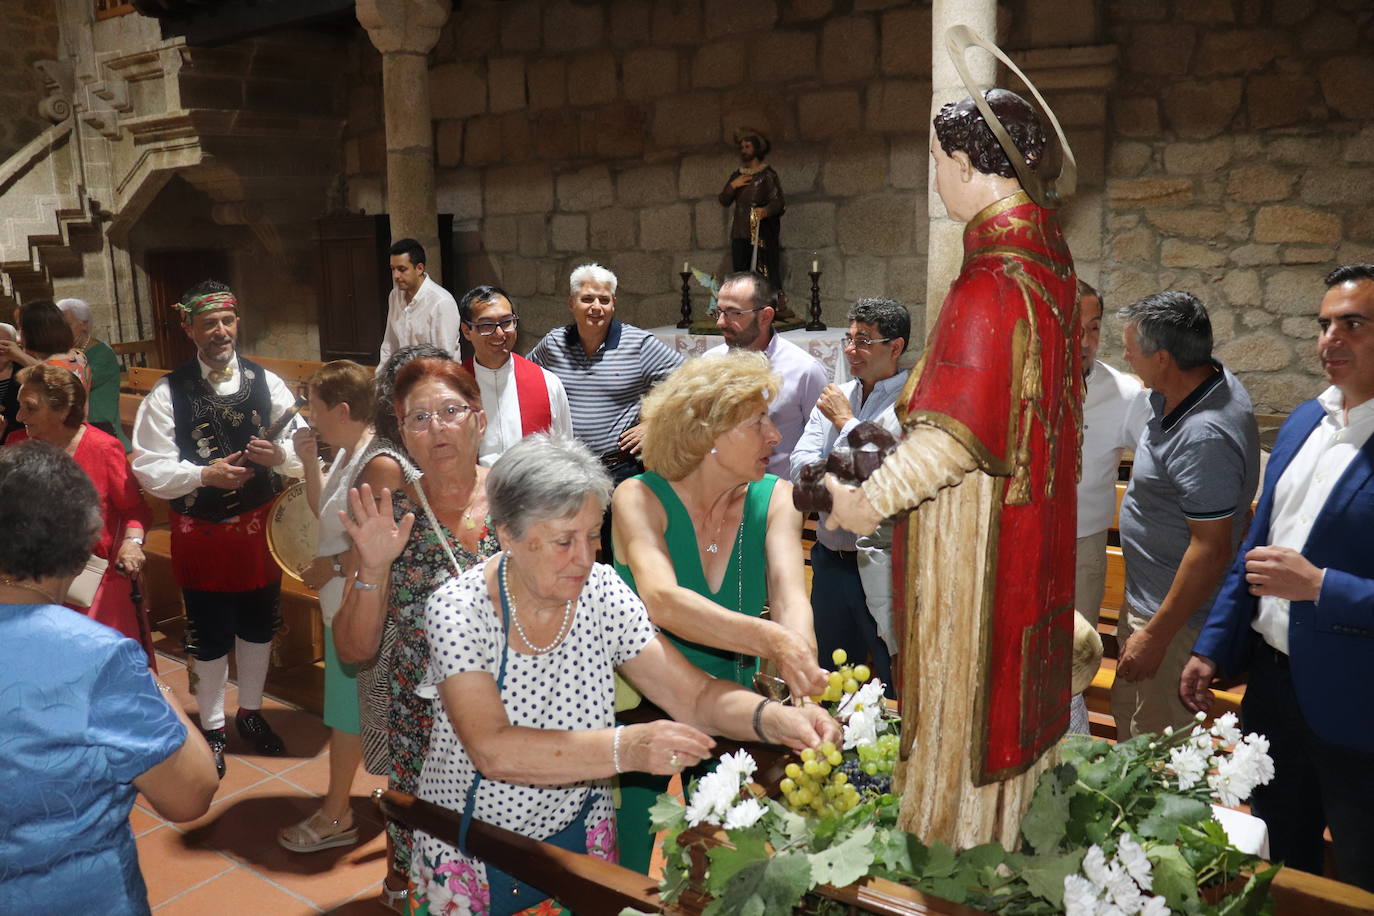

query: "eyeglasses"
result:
(842, 335), (894, 349)
(404, 402), (475, 434)
(708, 306), (764, 321)
(467, 316), (519, 336)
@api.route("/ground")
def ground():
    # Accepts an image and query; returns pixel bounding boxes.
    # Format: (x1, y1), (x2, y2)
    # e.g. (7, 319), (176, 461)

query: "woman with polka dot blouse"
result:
(345, 434), (839, 916)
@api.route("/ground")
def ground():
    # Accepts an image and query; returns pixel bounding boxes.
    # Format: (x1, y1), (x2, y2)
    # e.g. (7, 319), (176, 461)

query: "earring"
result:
(709, 447), (718, 455)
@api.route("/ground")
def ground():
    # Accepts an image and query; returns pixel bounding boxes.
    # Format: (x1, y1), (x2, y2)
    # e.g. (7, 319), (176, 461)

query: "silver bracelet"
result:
(752, 697), (778, 743)
(612, 725), (625, 774)
(352, 578), (380, 591)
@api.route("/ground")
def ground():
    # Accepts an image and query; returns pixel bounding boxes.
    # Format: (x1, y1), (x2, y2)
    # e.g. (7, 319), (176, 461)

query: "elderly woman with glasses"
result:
(333, 356), (500, 912)
(343, 434), (839, 915)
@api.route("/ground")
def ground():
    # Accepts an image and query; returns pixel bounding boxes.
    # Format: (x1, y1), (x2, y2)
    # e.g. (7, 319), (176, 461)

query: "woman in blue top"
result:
(611, 351), (828, 873)
(0, 441), (219, 914)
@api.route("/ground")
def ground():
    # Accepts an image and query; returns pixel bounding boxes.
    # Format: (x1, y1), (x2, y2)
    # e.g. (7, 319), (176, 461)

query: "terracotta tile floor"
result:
(137, 654), (394, 914)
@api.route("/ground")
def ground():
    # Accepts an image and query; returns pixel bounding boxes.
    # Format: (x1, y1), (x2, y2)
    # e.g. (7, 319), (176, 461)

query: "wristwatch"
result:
(125, 535), (145, 546)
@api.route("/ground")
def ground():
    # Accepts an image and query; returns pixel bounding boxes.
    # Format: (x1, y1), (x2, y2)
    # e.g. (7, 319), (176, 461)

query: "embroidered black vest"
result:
(169, 356), (282, 521)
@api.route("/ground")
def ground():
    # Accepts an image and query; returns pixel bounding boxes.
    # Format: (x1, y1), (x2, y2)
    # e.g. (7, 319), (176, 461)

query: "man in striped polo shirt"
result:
(528, 263), (685, 548)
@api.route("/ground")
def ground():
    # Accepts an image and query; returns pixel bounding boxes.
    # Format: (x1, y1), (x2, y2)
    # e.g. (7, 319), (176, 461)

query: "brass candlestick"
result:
(678, 271), (693, 328)
(806, 269), (825, 331)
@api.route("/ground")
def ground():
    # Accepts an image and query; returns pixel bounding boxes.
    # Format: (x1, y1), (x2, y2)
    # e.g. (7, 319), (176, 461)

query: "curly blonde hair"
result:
(639, 351), (779, 481)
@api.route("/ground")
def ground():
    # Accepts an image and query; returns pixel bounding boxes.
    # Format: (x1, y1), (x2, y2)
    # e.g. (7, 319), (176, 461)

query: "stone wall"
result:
(0, 0), (59, 164)
(342, 0), (937, 342)
(1100, 0), (1374, 412)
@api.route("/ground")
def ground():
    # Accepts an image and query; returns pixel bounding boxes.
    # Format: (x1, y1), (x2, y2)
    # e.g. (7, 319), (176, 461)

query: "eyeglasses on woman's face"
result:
(404, 401), (475, 434)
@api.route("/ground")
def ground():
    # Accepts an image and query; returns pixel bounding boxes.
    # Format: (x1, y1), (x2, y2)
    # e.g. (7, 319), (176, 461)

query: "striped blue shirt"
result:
(528, 320), (684, 457)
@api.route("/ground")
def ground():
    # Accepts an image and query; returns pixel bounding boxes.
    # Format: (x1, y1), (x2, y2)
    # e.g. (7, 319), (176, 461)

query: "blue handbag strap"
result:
(458, 553), (514, 857)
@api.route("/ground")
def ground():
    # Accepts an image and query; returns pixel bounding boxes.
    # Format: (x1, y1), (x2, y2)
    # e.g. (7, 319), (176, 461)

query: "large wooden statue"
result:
(825, 81), (1080, 849)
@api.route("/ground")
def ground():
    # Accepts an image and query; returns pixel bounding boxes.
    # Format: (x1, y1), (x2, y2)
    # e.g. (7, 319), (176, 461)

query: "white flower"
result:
(685, 768), (742, 826)
(722, 796), (766, 829)
(1210, 711), (1242, 746)
(1116, 834), (1153, 891)
(1081, 844), (1110, 890)
(1208, 731), (1275, 807)
(1096, 903), (1128, 916)
(1103, 860), (1144, 913)
(836, 679), (886, 720)
(842, 703), (882, 750)
(1139, 895), (1171, 916)
(1166, 743), (1208, 791)
(1063, 874), (1102, 916)
(717, 749), (758, 783)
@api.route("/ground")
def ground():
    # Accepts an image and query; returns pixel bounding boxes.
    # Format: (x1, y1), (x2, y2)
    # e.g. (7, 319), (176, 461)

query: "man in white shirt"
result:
(791, 298), (910, 689)
(1076, 280), (1151, 627)
(457, 284), (571, 466)
(132, 281), (303, 778)
(376, 238), (460, 371)
(1182, 263), (1374, 892)
(707, 272), (826, 477)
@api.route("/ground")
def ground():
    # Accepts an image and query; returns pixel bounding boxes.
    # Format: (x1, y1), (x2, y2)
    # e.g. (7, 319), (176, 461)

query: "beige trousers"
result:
(1075, 530), (1109, 628)
(1110, 605), (1202, 740)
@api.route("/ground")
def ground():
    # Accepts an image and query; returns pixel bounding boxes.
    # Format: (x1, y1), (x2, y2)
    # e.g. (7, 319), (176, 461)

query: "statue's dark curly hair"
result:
(933, 88), (1046, 180)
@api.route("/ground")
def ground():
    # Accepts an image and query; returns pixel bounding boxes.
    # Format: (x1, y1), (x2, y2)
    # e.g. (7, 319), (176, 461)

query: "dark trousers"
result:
(1242, 642), (1374, 891)
(810, 544), (893, 693)
(600, 456), (644, 564)
(183, 583), (281, 661)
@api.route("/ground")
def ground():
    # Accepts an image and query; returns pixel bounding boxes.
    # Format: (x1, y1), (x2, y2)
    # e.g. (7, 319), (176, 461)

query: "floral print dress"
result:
(407, 563), (657, 916)
(388, 487), (500, 875)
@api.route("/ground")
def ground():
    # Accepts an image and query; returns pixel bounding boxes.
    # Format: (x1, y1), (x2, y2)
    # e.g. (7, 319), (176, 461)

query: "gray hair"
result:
(569, 263), (618, 297)
(487, 434), (613, 539)
(0, 322), (15, 341)
(0, 440), (102, 580)
(55, 298), (92, 324)
(1117, 290), (1213, 371)
(848, 297), (911, 353)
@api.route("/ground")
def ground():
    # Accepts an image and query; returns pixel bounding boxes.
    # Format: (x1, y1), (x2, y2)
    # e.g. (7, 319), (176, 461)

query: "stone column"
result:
(926, 0), (997, 332)
(356, 0), (451, 278)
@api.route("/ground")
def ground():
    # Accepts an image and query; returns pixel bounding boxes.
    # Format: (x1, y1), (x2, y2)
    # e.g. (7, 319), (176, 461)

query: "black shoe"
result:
(203, 727), (227, 780)
(235, 709), (286, 756)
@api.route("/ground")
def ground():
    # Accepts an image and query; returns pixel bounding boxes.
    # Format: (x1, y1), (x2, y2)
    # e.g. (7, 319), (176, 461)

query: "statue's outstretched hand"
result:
(823, 475), (882, 536)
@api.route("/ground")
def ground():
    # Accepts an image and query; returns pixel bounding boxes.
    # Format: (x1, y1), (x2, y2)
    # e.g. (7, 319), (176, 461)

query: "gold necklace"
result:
(423, 478), (480, 531)
(0, 576), (63, 605)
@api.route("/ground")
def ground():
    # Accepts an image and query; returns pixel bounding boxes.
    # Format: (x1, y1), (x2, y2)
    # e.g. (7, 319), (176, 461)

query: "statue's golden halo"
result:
(945, 25), (1078, 209)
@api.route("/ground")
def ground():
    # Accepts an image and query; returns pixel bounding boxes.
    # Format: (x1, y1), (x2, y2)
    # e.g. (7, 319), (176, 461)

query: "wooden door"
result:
(145, 249), (231, 370)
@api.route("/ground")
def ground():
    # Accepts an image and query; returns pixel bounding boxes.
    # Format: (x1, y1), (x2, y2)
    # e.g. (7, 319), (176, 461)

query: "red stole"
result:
(463, 354), (553, 436)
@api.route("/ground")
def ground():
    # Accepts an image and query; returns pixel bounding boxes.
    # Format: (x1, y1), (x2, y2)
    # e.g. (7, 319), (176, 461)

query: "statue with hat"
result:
(719, 127), (785, 290)
(821, 27), (1082, 850)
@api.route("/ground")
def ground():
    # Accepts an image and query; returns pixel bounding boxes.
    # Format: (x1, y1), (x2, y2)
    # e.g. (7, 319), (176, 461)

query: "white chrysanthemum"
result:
(1081, 844), (1110, 890)
(1139, 894), (1171, 916)
(1209, 731), (1276, 807)
(717, 749), (758, 782)
(685, 768), (742, 826)
(1210, 711), (1242, 746)
(1166, 743), (1208, 791)
(1116, 834), (1153, 891)
(1063, 874), (1102, 916)
(1096, 902), (1129, 916)
(836, 679), (887, 720)
(842, 703), (882, 750)
(722, 797), (767, 830)
(1103, 860), (1144, 913)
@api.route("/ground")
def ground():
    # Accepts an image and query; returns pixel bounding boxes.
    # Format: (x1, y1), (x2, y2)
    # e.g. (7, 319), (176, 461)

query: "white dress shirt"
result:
(1078, 360), (1152, 538)
(706, 332), (828, 477)
(377, 275), (461, 370)
(471, 357), (573, 467)
(132, 355), (304, 499)
(1253, 386), (1374, 653)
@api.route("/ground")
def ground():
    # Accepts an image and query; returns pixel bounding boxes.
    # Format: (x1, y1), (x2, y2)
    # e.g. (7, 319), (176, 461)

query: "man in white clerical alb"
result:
(456, 284), (570, 466)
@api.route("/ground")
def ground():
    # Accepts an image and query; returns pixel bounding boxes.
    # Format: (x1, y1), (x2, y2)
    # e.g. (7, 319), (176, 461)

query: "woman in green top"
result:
(611, 351), (828, 873)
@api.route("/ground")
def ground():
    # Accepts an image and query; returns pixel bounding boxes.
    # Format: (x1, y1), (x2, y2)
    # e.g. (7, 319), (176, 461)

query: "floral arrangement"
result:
(630, 682), (1278, 916)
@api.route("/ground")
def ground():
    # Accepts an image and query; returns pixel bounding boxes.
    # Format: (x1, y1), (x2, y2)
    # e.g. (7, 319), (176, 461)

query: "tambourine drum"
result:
(266, 482), (319, 582)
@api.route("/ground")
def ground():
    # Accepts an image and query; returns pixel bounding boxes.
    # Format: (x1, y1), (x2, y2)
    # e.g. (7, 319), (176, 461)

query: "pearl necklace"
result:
(500, 555), (574, 654)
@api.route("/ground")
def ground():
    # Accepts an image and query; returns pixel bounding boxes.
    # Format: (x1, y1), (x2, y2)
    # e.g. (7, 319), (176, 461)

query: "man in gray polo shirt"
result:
(1113, 290), (1259, 739)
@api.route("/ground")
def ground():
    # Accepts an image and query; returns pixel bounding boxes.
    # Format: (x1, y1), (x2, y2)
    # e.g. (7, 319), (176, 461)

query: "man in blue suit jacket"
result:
(1181, 263), (1374, 892)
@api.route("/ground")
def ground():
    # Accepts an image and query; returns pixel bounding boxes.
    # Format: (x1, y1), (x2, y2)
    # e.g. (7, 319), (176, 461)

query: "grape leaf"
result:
(1017, 849), (1086, 909)
(1138, 793), (1213, 844)
(1219, 864), (1280, 916)
(809, 824), (877, 889)
(872, 827), (927, 877)
(923, 840), (957, 878)
(1021, 775), (1072, 854)
(648, 793), (686, 833)
(766, 799), (811, 850)
(1148, 843), (1200, 910)
(706, 831), (769, 895)
(921, 875), (970, 904)
(704, 851), (813, 916)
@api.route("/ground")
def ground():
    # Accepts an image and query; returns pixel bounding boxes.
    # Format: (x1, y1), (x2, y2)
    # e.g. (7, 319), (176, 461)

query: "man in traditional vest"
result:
(457, 284), (571, 466)
(132, 281), (303, 777)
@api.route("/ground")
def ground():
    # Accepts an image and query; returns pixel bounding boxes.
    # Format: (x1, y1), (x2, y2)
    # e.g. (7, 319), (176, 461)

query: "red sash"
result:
(169, 503), (279, 592)
(464, 354), (553, 436)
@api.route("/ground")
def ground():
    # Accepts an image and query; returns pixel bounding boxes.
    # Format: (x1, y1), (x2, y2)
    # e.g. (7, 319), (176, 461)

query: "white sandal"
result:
(381, 882), (409, 914)
(277, 810), (359, 853)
